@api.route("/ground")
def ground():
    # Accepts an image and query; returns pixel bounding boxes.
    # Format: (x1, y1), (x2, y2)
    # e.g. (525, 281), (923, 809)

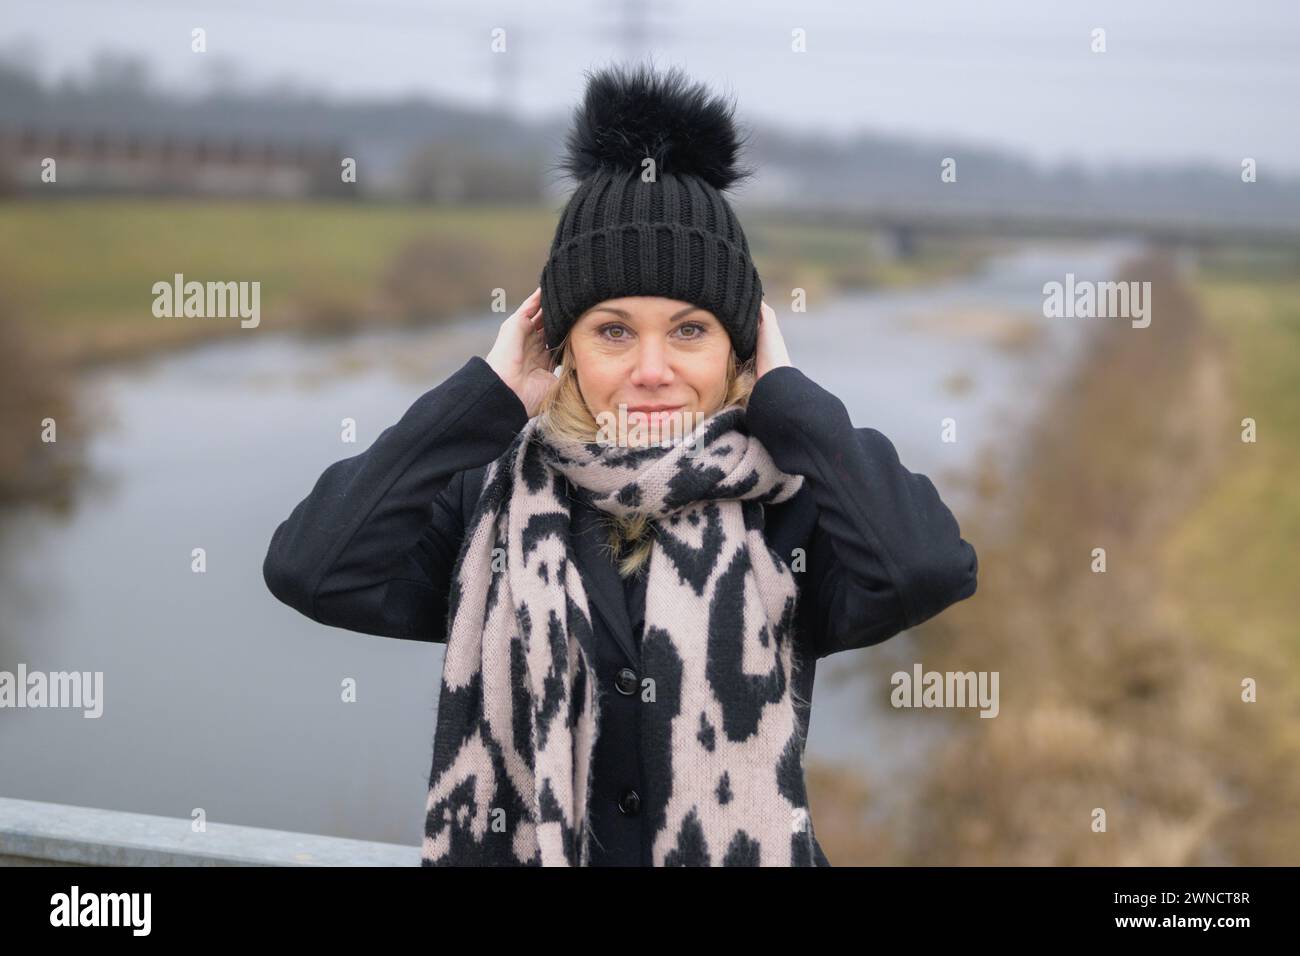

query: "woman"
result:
(262, 63), (977, 867)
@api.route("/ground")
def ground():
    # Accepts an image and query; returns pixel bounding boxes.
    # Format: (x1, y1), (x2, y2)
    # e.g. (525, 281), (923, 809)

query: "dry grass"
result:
(809, 251), (1300, 865)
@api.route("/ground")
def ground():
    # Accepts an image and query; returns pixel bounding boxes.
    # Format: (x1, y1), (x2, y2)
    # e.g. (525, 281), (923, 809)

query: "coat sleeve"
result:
(262, 355), (530, 642)
(746, 364), (978, 659)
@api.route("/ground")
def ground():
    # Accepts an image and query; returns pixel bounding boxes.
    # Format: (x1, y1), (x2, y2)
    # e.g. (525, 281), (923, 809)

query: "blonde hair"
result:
(536, 334), (758, 578)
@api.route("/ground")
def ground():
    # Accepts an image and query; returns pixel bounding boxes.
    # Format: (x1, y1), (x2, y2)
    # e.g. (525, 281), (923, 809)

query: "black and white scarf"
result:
(421, 403), (819, 866)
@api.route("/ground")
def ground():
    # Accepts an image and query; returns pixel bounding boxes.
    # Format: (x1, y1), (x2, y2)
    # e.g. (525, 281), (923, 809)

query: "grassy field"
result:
(0, 198), (991, 366)
(1170, 261), (1300, 671)
(0, 200), (556, 362)
(1158, 257), (1300, 860)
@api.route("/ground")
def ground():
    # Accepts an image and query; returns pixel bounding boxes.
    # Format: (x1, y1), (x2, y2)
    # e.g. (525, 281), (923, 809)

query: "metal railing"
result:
(0, 796), (420, 866)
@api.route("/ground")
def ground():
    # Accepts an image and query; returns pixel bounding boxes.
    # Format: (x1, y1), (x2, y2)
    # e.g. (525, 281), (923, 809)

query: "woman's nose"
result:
(631, 340), (670, 385)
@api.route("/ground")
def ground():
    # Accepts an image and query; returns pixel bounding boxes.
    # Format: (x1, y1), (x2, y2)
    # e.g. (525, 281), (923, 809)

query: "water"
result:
(0, 240), (1143, 845)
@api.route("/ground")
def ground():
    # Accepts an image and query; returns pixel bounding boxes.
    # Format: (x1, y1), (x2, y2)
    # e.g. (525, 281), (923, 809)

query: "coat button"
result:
(615, 667), (638, 696)
(618, 788), (641, 816)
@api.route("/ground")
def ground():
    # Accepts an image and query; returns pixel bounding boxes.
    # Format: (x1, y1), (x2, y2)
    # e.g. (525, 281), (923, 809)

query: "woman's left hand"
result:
(755, 299), (793, 381)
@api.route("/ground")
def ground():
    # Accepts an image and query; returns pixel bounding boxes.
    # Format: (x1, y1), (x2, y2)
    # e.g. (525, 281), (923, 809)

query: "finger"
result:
(521, 287), (543, 317)
(501, 301), (529, 337)
(509, 290), (542, 330)
(520, 296), (544, 326)
(525, 319), (547, 353)
(525, 314), (550, 358)
(503, 309), (530, 347)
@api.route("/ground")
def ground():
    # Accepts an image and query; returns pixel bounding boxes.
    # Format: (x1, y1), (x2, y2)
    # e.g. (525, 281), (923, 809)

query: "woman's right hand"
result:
(484, 286), (558, 418)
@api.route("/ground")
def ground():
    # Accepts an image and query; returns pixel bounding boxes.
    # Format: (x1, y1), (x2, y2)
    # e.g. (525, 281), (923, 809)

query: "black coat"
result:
(263, 355), (978, 866)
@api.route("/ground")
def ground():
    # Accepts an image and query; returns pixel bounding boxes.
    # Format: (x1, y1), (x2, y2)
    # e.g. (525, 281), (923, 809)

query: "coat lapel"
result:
(570, 489), (641, 669)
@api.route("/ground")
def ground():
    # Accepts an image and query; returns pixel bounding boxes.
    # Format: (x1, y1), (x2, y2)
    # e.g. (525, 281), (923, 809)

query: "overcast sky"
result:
(6, 0), (1300, 174)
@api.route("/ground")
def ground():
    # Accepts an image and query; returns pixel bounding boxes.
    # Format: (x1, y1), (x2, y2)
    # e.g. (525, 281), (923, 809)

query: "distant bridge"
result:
(751, 199), (1300, 256)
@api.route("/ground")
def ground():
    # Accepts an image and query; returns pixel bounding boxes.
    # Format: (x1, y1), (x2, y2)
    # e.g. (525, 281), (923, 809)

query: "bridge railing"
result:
(0, 796), (420, 866)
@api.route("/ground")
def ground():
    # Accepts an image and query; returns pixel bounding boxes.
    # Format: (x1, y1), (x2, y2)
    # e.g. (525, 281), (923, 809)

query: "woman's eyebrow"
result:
(589, 306), (703, 322)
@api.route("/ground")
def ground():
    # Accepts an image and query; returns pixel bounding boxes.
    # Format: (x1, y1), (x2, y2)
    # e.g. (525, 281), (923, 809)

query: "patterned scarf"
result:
(421, 403), (820, 866)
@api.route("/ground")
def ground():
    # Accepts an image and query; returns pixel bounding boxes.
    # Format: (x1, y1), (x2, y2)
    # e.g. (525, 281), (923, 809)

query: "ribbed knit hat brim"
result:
(540, 169), (761, 360)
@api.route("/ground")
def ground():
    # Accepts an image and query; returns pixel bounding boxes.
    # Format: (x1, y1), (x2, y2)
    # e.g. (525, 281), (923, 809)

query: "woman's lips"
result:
(614, 405), (694, 447)
(626, 405), (684, 422)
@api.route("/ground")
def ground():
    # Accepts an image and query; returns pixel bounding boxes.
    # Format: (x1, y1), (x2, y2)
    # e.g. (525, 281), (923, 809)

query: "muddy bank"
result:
(0, 301), (87, 514)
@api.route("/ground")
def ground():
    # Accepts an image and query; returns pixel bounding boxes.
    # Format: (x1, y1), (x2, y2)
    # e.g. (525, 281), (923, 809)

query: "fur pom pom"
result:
(559, 61), (754, 192)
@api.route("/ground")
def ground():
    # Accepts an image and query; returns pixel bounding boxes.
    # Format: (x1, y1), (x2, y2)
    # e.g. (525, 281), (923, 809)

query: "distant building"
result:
(0, 126), (351, 198)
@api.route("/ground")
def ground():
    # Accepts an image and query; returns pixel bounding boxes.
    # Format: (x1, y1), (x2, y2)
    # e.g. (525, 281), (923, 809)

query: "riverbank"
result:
(806, 247), (1300, 865)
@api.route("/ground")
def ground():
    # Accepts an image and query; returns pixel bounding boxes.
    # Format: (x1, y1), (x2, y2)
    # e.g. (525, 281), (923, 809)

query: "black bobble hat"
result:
(539, 62), (763, 361)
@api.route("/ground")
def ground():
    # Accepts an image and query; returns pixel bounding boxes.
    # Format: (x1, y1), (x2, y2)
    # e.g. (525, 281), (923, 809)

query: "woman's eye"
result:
(600, 324), (629, 340)
(676, 322), (706, 338)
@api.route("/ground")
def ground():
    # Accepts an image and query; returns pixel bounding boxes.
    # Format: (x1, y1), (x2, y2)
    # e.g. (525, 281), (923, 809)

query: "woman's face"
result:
(568, 296), (732, 435)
